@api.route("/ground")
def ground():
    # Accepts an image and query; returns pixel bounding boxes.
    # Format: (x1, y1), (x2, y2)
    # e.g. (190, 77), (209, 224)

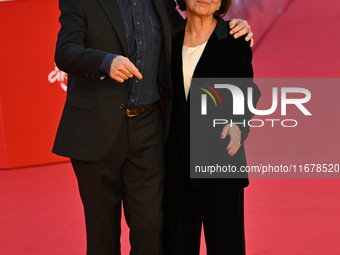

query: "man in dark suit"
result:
(52, 0), (253, 254)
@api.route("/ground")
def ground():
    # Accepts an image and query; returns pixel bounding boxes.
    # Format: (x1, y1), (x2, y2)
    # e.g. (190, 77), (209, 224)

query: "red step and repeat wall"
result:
(0, 0), (66, 168)
(0, 0), (289, 169)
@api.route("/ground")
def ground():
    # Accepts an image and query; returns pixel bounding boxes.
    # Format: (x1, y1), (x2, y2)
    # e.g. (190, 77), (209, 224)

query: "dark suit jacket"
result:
(165, 18), (261, 193)
(53, 0), (178, 162)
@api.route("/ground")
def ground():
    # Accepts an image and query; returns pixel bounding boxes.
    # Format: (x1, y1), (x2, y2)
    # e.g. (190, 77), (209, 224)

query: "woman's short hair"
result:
(176, 0), (232, 17)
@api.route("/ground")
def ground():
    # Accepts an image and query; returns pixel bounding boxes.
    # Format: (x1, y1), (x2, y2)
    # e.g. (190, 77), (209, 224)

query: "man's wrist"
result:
(100, 53), (118, 76)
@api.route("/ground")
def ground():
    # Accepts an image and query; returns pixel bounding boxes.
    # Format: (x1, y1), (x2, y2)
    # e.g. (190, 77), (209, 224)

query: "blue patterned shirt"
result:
(101, 0), (162, 108)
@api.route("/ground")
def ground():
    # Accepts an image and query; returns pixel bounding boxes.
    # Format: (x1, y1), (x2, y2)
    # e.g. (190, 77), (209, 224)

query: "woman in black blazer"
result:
(163, 0), (261, 254)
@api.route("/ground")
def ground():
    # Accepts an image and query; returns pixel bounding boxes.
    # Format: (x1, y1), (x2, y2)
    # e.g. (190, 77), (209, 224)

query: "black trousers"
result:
(71, 105), (164, 255)
(163, 188), (245, 255)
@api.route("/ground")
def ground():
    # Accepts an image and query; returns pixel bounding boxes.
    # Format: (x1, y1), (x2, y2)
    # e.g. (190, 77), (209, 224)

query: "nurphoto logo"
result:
(197, 80), (311, 128)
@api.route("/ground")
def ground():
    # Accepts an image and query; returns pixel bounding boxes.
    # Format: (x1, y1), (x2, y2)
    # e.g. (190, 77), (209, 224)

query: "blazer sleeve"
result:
(54, 0), (109, 81)
(232, 36), (261, 142)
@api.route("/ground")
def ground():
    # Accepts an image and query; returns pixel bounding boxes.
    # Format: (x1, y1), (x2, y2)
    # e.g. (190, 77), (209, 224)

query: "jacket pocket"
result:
(66, 93), (96, 110)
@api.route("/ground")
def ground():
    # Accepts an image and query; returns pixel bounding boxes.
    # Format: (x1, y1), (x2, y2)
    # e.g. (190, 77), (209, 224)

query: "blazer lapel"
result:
(192, 37), (215, 80)
(151, 0), (171, 35)
(172, 28), (187, 106)
(97, 0), (129, 56)
(193, 18), (228, 78)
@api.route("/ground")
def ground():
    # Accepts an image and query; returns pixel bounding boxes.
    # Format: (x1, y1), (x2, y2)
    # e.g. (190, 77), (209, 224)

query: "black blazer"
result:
(52, 0), (177, 161)
(165, 18), (261, 193)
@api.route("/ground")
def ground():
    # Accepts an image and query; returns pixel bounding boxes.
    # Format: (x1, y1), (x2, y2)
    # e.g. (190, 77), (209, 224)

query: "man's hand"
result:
(110, 56), (143, 83)
(220, 124), (242, 157)
(229, 19), (254, 47)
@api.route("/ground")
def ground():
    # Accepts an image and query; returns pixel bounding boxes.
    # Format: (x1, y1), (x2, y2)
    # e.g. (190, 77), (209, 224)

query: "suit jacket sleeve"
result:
(55, 0), (109, 81)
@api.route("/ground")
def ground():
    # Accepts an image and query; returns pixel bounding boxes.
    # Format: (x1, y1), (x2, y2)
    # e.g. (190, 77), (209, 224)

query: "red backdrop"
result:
(0, 0), (290, 169)
(0, 0), (66, 168)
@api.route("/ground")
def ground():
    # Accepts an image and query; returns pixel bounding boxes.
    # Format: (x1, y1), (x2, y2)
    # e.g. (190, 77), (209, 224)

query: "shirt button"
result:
(135, 80), (139, 83)
(131, 99), (135, 103)
(136, 22), (140, 25)
(119, 104), (124, 109)
(138, 41), (142, 45)
(137, 59), (141, 63)
(133, 2), (137, 6)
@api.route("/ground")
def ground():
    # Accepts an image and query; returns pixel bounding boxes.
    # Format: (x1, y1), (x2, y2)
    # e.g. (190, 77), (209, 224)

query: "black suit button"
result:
(182, 106), (187, 112)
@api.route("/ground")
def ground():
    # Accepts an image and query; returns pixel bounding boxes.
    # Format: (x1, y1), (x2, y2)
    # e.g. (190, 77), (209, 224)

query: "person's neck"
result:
(184, 14), (217, 47)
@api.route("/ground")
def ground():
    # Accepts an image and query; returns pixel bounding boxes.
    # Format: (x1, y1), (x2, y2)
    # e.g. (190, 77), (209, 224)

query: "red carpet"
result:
(253, 0), (340, 78)
(245, 0), (340, 253)
(1, 163), (340, 254)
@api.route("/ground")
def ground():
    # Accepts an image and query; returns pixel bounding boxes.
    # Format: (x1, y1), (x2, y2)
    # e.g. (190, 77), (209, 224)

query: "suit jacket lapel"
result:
(97, 0), (129, 56)
(151, 0), (173, 93)
(152, 0), (172, 34)
(172, 28), (187, 106)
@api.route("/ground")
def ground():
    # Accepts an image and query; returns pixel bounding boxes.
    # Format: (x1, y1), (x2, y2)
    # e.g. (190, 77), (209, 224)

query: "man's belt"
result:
(123, 103), (156, 117)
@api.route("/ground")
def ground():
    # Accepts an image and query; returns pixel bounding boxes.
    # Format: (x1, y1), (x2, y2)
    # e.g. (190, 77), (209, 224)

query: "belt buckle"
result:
(126, 108), (138, 117)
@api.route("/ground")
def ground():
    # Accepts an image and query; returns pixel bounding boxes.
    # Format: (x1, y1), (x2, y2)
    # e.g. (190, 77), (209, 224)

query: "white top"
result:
(182, 42), (207, 99)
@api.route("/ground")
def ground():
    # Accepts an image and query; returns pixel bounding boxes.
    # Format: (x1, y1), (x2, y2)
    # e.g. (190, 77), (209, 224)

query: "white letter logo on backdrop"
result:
(48, 64), (67, 92)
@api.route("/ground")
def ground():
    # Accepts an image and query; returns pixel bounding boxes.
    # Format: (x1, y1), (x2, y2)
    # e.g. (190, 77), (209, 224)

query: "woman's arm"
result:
(220, 35), (261, 156)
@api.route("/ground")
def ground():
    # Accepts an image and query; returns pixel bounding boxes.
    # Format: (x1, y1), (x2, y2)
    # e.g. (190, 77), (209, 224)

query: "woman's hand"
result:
(229, 19), (254, 47)
(220, 124), (242, 157)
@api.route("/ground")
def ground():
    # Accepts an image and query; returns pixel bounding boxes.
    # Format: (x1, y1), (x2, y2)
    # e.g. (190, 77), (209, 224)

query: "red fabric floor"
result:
(1, 163), (340, 254)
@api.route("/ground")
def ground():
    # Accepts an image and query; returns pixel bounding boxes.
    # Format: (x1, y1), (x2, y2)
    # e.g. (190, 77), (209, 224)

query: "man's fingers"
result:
(110, 69), (131, 83)
(110, 56), (143, 82)
(230, 19), (249, 35)
(135, 71), (143, 80)
(233, 25), (251, 39)
(120, 67), (134, 78)
(118, 72), (130, 80)
(250, 38), (254, 48)
(229, 19), (254, 47)
(115, 65), (133, 78)
(229, 19), (237, 30)
(113, 76), (125, 83)
(245, 30), (253, 41)
(125, 62), (143, 80)
(244, 31), (255, 48)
